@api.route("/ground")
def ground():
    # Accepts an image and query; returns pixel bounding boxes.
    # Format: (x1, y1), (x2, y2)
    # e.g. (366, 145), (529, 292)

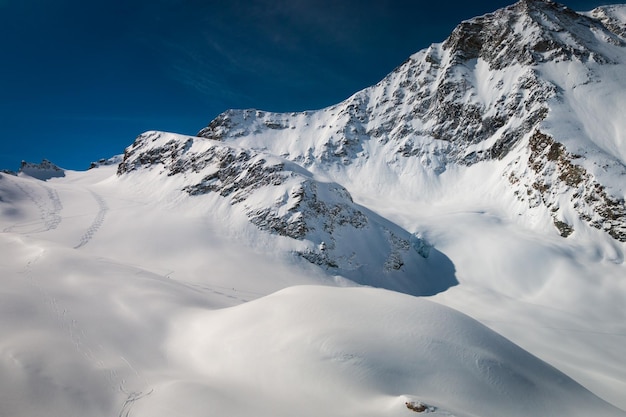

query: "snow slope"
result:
(115, 130), (458, 296)
(1, 149), (625, 417)
(2, 0), (626, 415)
(160, 286), (622, 417)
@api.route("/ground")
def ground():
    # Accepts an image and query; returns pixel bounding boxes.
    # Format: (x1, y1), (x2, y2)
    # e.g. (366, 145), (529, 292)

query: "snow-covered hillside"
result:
(0, 167), (623, 416)
(2, 0), (626, 416)
(115, 130), (457, 296)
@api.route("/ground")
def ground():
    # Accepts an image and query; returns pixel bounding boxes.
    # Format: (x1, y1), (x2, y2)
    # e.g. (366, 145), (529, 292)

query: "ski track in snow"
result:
(3, 182), (63, 233)
(117, 355), (153, 417)
(184, 281), (262, 303)
(160, 269), (267, 304)
(118, 385), (153, 417)
(148, 269), (262, 304)
(74, 191), (108, 249)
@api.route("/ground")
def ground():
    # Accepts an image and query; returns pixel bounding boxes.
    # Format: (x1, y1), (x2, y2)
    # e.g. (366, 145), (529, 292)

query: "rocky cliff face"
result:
(444, 0), (624, 68)
(194, 0), (626, 242)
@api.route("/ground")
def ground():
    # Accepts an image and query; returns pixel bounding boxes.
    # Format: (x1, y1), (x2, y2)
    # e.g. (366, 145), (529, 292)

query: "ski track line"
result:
(3, 182), (63, 233)
(118, 388), (154, 417)
(167, 275), (263, 304)
(118, 356), (153, 417)
(44, 185), (63, 231)
(189, 282), (252, 303)
(74, 191), (108, 249)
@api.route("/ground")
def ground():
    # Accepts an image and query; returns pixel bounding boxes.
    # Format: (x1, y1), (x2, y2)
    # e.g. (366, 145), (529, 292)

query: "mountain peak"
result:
(19, 159), (65, 180)
(517, 0), (565, 10)
(443, 0), (624, 69)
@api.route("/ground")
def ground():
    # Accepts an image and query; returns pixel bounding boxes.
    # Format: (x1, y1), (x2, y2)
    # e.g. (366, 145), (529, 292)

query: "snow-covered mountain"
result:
(117, 130), (457, 296)
(194, 0), (626, 243)
(2, 1), (626, 416)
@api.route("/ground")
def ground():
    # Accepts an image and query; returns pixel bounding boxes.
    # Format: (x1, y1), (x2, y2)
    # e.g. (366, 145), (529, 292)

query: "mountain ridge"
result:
(186, 0), (626, 242)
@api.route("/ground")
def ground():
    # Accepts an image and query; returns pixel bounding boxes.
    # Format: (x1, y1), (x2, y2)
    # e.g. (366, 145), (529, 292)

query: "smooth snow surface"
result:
(1, 161), (625, 417)
(161, 286), (622, 417)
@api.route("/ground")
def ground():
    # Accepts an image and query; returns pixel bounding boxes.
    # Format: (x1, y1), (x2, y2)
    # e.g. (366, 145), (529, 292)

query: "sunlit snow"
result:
(2, 1), (626, 416)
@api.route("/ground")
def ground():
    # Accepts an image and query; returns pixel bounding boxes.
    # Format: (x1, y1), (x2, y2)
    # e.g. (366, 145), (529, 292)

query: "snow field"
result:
(2, 167), (625, 416)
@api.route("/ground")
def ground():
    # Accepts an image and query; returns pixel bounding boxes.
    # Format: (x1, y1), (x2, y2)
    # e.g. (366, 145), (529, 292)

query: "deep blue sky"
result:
(0, 0), (612, 171)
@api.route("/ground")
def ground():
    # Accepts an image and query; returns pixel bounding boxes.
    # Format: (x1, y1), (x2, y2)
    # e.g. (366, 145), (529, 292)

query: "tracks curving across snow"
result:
(3, 182), (63, 233)
(43, 186), (63, 230)
(74, 191), (108, 249)
(118, 387), (154, 417)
